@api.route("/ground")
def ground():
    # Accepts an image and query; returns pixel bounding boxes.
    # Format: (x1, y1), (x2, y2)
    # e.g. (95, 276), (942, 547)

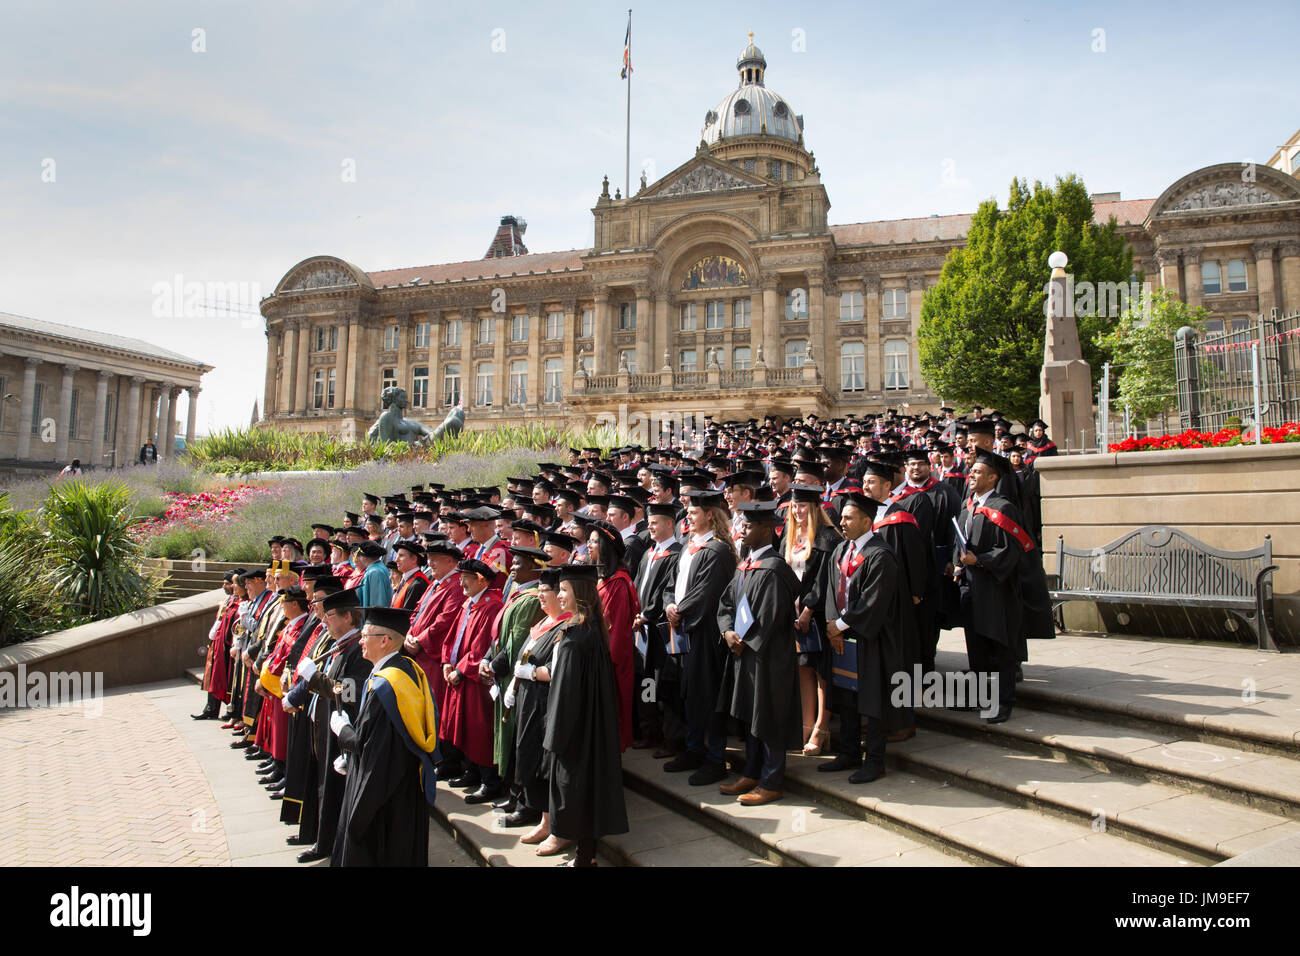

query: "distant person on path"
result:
(58, 458), (83, 478)
(138, 441), (158, 465)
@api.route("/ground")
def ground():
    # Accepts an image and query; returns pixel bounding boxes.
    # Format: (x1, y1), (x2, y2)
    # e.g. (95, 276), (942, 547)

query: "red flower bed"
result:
(136, 485), (278, 535)
(1109, 422), (1300, 453)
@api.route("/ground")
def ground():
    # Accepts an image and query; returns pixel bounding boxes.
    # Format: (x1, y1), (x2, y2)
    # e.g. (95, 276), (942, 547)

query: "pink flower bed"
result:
(136, 485), (278, 535)
(1109, 422), (1300, 453)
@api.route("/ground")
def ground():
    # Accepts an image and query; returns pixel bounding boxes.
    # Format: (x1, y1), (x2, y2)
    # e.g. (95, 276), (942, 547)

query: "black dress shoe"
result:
(434, 763), (463, 781)
(286, 834), (312, 846)
(662, 752), (704, 773)
(463, 785), (504, 805)
(501, 807), (543, 828)
(817, 754), (862, 773)
(269, 791), (284, 801)
(848, 764), (886, 784)
(985, 706), (1013, 724)
(492, 795), (518, 813)
(262, 776), (285, 789)
(257, 759), (276, 771)
(245, 749), (268, 760)
(449, 772), (481, 789)
(297, 848), (329, 863)
(230, 738), (253, 749)
(191, 711), (219, 720)
(257, 772), (281, 785)
(687, 762), (728, 786)
(267, 780), (286, 794)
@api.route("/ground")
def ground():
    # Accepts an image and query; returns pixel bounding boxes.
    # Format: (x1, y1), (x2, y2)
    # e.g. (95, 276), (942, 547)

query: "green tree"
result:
(1096, 288), (1208, 422)
(918, 175), (1133, 421)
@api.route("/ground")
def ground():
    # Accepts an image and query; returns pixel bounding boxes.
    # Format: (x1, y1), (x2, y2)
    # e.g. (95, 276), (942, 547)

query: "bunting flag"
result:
(621, 17), (632, 78)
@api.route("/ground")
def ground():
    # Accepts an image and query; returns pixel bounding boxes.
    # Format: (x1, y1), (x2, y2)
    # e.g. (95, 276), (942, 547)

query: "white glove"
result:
(503, 691), (516, 709)
(332, 754), (348, 776)
(296, 656), (318, 680)
(513, 663), (537, 681)
(329, 710), (351, 736)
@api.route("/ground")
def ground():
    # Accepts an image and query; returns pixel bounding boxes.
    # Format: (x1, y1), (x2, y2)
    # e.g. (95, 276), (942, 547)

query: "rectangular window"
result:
(445, 318), (462, 347)
(509, 360), (527, 405)
(443, 364), (461, 406)
(413, 322), (430, 348)
(680, 302), (698, 331)
(619, 302), (636, 330)
(477, 315), (494, 345)
(545, 311), (563, 340)
(1202, 261), (1221, 295)
(314, 326), (338, 351)
(511, 314), (530, 342)
(784, 289), (808, 320)
(31, 382), (44, 435)
(102, 392), (114, 444)
(1227, 259), (1247, 293)
(732, 297), (751, 328)
(839, 291), (864, 321)
(885, 340), (909, 390)
(383, 325), (399, 351)
(411, 366), (428, 408)
(475, 363), (494, 406)
(313, 369), (325, 409)
(841, 343), (865, 391)
(882, 289), (908, 319)
(733, 346), (752, 370)
(785, 340), (806, 368)
(619, 349), (637, 374)
(679, 350), (697, 373)
(382, 367), (397, 392)
(544, 358), (562, 403)
(580, 309), (594, 338)
(705, 300), (725, 329)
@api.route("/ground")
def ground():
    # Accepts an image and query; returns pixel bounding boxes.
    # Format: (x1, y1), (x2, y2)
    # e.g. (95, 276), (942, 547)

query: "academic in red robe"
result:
(598, 568), (639, 753)
(202, 595), (239, 704)
(406, 572), (465, 717)
(439, 589), (505, 767)
(256, 613), (308, 761)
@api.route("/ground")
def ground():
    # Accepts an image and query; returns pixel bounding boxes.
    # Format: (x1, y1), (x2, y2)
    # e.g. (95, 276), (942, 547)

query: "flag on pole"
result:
(621, 17), (632, 78)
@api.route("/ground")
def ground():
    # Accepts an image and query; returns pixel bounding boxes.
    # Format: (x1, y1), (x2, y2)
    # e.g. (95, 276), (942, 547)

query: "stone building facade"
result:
(0, 311), (211, 467)
(258, 42), (1300, 437)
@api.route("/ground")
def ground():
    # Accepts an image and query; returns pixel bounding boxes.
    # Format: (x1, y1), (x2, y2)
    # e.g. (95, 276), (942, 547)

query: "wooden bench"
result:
(1050, 526), (1279, 652)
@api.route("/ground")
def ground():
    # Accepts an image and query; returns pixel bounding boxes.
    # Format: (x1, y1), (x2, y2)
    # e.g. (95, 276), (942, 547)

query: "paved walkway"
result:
(0, 631), (1295, 866)
(0, 678), (473, 867)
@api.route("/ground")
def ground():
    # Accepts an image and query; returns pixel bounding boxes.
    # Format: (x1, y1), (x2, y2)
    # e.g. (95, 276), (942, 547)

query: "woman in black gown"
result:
(543, 564), (629, 866)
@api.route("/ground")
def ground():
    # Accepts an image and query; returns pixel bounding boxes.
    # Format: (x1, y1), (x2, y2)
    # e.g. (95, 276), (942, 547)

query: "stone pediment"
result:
(640, 157), (768, 200)
(274, 256), (372, 295)
(1167, 181), (1283, 211)
(1149, 162), (1300, 219)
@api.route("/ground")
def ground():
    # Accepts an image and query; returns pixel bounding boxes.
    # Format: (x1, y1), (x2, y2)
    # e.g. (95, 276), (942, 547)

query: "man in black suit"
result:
(821, 492), (913, 784)
(633, 503), (683, 754)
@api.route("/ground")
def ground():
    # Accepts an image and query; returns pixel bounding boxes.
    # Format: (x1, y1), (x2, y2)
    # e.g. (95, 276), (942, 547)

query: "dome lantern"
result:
(737, 31), (766, 87)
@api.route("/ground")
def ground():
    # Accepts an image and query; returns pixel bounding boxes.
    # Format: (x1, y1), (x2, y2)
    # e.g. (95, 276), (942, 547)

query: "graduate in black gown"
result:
(716, 500), (802, 805)
(543, 565), (628, 867)
(331, 606), (438, 867)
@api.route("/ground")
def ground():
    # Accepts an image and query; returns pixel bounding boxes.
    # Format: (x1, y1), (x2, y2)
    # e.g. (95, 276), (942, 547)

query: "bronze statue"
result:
(366, 387), (466, 443)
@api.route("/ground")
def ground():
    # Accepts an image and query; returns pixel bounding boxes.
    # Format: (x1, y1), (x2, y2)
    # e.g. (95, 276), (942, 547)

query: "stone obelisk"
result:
(1040, 251), (1095, 452)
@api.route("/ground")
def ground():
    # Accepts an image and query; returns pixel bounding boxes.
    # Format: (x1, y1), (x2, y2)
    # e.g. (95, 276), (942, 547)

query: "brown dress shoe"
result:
(737, 787), (783, 806)
(886, 726), (916, 743)
(718, 776), (758, 796)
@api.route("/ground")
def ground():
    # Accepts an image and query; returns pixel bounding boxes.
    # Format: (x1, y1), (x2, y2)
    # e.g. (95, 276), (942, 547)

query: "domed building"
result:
(258, 37), (1300, 441)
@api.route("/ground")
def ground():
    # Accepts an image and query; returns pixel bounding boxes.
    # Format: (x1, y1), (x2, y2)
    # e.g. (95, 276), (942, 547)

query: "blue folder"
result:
(831, 636), (858, 691)
(795, 619), (824, 654)
(657, 621), (691, 656)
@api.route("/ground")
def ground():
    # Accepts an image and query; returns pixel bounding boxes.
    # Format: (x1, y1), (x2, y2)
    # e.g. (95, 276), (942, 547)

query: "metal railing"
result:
(1174, 309), (1300, 432)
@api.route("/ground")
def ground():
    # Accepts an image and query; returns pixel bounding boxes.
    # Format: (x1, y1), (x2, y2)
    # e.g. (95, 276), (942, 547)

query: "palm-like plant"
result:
(37, 480), (157, 619)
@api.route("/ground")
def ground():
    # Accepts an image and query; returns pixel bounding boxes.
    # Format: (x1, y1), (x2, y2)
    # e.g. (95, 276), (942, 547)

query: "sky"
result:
(2, 0), (1296, 433)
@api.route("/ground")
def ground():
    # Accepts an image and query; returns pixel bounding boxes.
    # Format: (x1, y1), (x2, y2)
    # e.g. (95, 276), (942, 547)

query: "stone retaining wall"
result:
(1036, 442), (1300, 643)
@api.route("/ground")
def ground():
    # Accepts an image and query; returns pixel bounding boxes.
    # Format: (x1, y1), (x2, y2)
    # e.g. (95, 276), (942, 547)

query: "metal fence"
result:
(1174, 309), (1300, 432)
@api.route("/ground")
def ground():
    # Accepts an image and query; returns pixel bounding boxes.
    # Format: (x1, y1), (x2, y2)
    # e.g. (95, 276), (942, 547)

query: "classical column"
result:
(526, 303), (542, 407)
(1155, 248), (1181, 299)
(263, 327), (281, 418)
(54, 364), (78, 462)
(15, 357), (39, 461)
(761, 278), (780, 372)
(334, 322), (350, 411)
(593, 290), (610, 376)
(146, 386), (161, 447)
(1279, 240), (1300, 314)
(156, 384), (173, 461)
(1183, 248), (1203, 310)
(561, 299), (577, 404)
(348, 317), (366, 416)
(428, 310), (443, 408)
(907, 273), (926, 393)
(864, 276), (882, 392)
(395, 313), (411, 399)
(634, 285), (652, 375)
(808, 271), (826, 373)
(493, 312), (507, 408)
(186, 386), (200, 444)
(459, 310), (474, 407)
(91, 370), (111, 467)
(125, 376), (143, 462)
(655, 295), (670, 378)
(294, 320), (310, 413)
(1254, 241), (1279, 317)
(282, 322), (299, 414)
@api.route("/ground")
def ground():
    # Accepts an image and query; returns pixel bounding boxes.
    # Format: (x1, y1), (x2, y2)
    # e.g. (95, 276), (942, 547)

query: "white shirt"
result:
(638, 538), (675, 593)
(672, 530), (713, 605)
(972, 489), (994, 510)
(746, 544), (773, 562)
(833, 531), (875, 633)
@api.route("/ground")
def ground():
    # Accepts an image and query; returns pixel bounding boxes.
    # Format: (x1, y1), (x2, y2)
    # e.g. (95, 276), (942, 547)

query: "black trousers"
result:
(965, 630), (1016, 708)
(832, 692), (887, 769)
(521, 775), (548, 812)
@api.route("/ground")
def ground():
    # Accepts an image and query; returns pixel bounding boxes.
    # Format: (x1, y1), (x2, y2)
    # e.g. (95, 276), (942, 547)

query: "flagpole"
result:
(625, 9), (631, 198)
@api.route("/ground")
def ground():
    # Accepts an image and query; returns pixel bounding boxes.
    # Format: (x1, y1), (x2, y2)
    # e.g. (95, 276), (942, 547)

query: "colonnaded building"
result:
(259, 38), (1300, 437)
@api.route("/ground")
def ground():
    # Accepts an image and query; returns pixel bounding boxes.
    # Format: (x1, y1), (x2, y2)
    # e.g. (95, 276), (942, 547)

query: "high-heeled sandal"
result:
(802, 728), (830, 756)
